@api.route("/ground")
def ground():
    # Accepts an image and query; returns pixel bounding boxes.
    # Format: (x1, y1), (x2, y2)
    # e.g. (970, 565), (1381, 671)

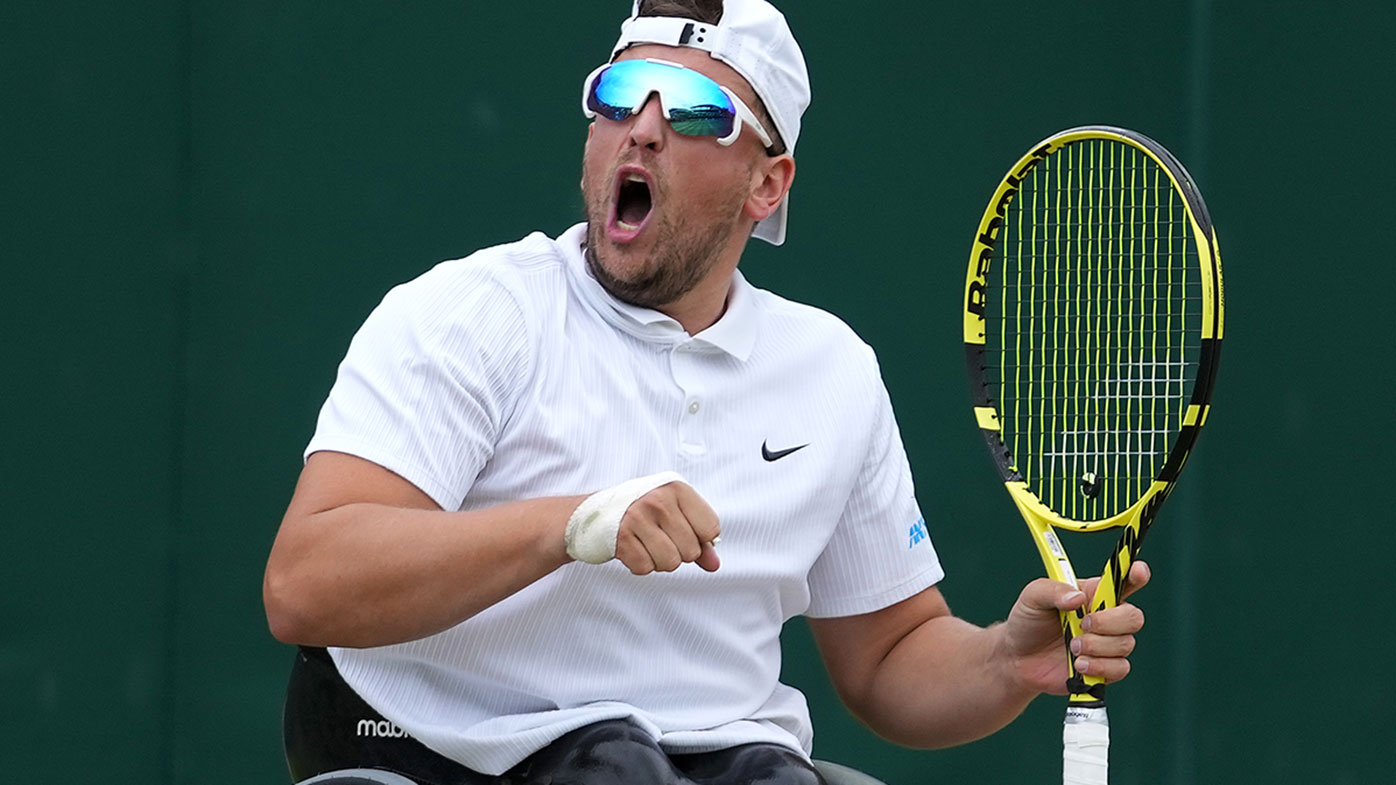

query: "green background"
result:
(4, 1), (1392, 782)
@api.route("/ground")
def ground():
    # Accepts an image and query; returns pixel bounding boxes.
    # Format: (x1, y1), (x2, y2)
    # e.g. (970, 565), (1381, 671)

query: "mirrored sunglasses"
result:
(582, 58), (774, 150)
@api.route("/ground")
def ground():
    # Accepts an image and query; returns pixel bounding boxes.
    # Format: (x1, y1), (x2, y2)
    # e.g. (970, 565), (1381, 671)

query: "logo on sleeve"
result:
(908, 517), (929, 549)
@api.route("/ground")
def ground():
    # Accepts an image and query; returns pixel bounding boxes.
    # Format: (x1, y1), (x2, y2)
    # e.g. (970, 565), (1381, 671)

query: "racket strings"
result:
(987, 139), (1202, 521)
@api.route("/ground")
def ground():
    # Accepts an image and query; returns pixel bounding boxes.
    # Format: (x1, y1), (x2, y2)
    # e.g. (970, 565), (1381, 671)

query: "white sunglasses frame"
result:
(581, 58), (775, 151)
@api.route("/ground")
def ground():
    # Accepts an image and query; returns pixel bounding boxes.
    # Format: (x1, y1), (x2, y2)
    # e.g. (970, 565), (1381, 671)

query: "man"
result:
(264, 1), (1149, 783)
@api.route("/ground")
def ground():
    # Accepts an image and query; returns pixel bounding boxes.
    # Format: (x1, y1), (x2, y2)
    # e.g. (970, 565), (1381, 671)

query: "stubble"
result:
(581, 156), (750, 310)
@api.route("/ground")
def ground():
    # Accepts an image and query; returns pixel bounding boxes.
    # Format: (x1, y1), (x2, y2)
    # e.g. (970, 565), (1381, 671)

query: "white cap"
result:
(609, 0), (810, 246)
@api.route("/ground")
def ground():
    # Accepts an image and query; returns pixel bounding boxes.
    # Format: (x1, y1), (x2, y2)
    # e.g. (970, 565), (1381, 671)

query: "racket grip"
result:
(1063, 706), (1109, 785)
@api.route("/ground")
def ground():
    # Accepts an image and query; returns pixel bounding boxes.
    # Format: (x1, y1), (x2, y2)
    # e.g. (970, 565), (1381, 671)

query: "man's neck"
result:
(658, 271), (735, 336)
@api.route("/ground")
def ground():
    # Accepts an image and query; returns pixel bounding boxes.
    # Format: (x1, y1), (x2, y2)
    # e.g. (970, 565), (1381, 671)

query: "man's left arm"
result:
(808, 561), (1149, 749)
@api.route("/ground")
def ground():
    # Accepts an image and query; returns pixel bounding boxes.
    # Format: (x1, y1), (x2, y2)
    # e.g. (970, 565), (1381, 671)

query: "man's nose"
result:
(626, 93), (667, 151)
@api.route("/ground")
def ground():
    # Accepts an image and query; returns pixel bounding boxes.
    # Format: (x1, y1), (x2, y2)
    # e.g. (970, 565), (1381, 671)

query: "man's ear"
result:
(744, 154), (796, 223)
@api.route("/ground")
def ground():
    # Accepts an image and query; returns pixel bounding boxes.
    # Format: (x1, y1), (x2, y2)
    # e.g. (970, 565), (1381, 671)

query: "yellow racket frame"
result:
(963, 126), (1224, 705)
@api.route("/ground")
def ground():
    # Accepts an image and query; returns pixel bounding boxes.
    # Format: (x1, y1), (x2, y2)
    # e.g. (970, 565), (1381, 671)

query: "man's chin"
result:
(584, 233), (660, 307)
(583, 215), (719, 310)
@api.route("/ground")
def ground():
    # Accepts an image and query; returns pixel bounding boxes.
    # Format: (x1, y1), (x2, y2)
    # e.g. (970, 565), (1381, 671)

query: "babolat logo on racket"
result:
(965, 142), (1055, 320)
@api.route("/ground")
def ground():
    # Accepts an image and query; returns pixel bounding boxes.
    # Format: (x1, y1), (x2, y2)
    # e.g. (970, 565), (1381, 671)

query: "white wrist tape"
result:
(564, 471), (686, 564)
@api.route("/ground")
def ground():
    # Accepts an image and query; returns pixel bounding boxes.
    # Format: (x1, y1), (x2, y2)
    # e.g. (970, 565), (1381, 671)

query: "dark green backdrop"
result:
(5, 1), (1393, 782)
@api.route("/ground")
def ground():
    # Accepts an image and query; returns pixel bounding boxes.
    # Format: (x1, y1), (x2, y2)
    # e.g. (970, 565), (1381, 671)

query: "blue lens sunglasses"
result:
(582, 58), (775, 151)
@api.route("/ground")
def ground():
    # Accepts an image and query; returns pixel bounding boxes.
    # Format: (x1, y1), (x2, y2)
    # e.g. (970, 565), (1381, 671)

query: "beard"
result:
(581, 155), (749, 310)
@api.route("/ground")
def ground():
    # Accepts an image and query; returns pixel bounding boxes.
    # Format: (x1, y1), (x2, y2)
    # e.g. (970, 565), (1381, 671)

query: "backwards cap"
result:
(609, 0), (810, 245)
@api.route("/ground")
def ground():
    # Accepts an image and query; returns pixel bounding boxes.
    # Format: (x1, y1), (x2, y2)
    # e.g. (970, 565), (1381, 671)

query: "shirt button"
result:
(688, 401), (701, 414)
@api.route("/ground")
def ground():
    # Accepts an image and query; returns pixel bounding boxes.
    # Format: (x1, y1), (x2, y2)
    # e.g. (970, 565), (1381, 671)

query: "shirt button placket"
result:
(672, 342), (706, 455)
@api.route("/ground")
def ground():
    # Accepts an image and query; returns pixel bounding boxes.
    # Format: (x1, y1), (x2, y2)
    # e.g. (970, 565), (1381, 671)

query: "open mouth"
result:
(610, 167), (654, 237)
(617, 177), (652, 228)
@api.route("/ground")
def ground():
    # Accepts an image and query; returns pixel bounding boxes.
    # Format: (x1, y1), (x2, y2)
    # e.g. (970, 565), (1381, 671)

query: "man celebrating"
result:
(264, 1), (1148, 783)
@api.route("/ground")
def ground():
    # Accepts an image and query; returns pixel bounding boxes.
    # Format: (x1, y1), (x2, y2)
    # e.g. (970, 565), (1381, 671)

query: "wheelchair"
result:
(286, 647), (888, 785)
(293, 759), (888, 785)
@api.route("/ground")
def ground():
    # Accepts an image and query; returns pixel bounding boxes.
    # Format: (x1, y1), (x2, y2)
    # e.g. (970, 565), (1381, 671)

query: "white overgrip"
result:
(1062, 706), (1110, 785)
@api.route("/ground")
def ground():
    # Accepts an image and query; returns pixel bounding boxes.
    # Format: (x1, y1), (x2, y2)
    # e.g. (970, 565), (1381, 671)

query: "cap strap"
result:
(612, 16), (732, 60)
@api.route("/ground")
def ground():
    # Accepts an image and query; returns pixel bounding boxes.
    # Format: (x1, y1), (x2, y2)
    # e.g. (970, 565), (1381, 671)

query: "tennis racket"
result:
(962, 126), (1223, 785)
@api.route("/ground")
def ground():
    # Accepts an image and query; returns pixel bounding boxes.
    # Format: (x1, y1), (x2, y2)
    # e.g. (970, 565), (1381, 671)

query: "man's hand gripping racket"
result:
(963, 126), (1224, 784)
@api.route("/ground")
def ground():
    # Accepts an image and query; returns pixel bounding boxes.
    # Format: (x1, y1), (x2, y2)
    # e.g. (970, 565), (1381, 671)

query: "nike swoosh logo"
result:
(762, 441), (809, 462)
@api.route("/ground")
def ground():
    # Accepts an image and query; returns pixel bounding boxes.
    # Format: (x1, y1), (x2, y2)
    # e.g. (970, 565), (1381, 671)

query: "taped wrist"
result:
(564, 471), (686, 564)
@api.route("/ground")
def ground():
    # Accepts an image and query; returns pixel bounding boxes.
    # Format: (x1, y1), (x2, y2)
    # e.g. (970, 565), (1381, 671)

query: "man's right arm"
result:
(263, 451), (721, 649)
(263, 450), (584, 648)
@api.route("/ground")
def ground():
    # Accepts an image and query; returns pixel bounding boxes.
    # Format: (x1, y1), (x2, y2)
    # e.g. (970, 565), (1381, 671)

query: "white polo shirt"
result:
(306, 223), (943, 775)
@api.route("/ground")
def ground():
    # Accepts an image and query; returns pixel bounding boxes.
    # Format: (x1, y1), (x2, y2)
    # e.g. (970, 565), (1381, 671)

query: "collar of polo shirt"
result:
(562, 223), (758, 361)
